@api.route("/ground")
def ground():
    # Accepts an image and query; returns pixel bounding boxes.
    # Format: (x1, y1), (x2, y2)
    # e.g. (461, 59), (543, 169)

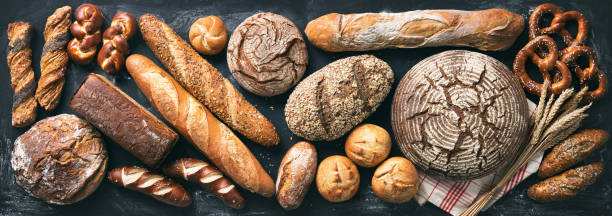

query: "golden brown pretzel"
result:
(529, 4), (588, 55)
(67, 4), (103, 65)
(513, 35), (572, 96)
(560, 46), (607, 103)
(97, 12), (137, 73)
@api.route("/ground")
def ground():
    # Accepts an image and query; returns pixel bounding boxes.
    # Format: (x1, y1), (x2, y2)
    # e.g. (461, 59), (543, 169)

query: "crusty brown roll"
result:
(108, 166), (192, 207)
(345, 124), (391, 168)
(125, 54), (275, 197)
(97, 12), (137, 73)
(316, 155), (360, 202)
(163, 158), (245, 209)
(7, 21), (37, 127)
(67, 4), (103, 65)
(36, 6), (71, 111)
(69, 73), (179, 168)
(227, 12), (308, 97)
(189, 15), (227, 55)
(11, 114), (107, 205)
(285, 55), (393, 141)
(139, 13), (279, 146)
(371, 157), (419, 204)
(539, 129), (609, 178)
(305, 9), (524, 52)
(276, 141), (317, 210)
(528, 162), (604, 202)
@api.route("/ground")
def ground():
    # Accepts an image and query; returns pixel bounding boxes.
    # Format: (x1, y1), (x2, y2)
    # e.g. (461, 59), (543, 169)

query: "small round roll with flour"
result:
(276, 141), (317, 210)
(189, 15), (227, 55)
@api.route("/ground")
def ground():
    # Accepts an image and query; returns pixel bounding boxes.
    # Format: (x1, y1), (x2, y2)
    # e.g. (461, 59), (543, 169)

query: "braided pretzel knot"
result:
(561, 46), (608, 102)
(97, 12), (137, 73)
(67, 4), (103, 65)
(513, 36), (572, 96)
(529, 3), (588, 55)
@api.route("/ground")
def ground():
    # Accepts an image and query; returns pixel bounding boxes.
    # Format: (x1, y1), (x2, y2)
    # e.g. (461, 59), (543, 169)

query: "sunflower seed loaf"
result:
(285, 55), (393, 141)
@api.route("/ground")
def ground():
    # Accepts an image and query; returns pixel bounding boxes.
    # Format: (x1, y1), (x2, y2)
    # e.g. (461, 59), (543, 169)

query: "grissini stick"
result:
(108, 166), (192, 207)
(126, 54), (275, 197)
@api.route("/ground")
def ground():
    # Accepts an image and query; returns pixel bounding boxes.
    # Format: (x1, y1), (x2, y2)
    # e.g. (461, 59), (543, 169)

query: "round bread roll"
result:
(371, 157), (419, 203)
(227, 12), (308, 97)
(316, 155), (360, 202)
(189, 15), (228, 55)
(11, 114), (108, 204)
(391, 50), (529, 180)
(345, 124), (391, 167)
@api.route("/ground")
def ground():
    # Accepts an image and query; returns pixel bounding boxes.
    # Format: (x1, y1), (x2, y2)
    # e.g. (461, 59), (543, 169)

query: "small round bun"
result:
(189, 15), (228, 55)
(11, 114), (108, 204)
(316, 155), (360, 202)
(371, 157), (419, 203)
(345, 124), (391, 167)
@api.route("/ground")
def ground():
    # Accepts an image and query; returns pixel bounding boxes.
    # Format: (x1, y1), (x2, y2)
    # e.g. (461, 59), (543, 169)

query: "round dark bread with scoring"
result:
(11, 114), (108, 204)
(285, 55), (394, 141)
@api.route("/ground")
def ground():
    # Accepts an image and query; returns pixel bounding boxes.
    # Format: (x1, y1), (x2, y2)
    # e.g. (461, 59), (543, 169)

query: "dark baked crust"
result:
(69, 73), (178, 168)
(7, 21), (37, 127)
(11, 114), (107, 204)
(539, 129), (609, 178)
(528, 162), (604, 202)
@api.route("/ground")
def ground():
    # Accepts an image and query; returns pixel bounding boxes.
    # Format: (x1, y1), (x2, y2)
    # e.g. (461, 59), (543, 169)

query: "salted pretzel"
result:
(529, 3), (588, 54)
(513, 35), (572, 96)
(97, 12), (137, 73)
(67, 4), (103, 65)
(561, 46), (608, 102)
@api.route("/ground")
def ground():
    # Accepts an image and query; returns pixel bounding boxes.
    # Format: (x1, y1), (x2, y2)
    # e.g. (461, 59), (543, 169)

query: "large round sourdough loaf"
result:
(391, 50), (529, 180)
(285, 55), (394, 141)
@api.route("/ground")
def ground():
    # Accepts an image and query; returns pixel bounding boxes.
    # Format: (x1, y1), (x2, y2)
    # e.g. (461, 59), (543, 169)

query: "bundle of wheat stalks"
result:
(461, 81), (591, 216)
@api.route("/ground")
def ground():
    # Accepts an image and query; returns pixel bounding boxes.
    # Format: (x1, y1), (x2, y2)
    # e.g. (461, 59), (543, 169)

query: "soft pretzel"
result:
(97, 12), (137, 73)
(513, 35), (572, 96)
(67, 4), (103, 65)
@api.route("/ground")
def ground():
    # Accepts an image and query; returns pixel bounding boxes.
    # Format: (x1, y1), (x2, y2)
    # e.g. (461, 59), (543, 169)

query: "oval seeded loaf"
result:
(285, 55), (393, 141)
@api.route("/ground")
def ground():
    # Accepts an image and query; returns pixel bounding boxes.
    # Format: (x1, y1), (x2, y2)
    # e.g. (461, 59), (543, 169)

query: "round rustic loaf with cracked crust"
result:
(11, 114), (108, 204)
(227, 12), (308, 97)
(285, 55), (393, 141)
(391, 50), (529, 180)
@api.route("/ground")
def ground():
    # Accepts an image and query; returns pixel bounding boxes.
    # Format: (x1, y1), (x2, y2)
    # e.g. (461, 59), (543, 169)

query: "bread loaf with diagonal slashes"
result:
(108, 166), (192, 207)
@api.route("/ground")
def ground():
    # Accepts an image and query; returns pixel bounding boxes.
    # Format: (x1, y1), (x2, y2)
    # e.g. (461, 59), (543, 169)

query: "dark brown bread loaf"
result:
(69, 73), (178, 168)
(6, 21), (37, 127)
(36, 6), (71, 111)
(227, 12), (308, 97)
(138, 13), (279, 146)
(539, 129), (609, 178)
(11, 114), (107, 205)
(528, 162), (604, 202)
(108, 166), (192, 207)
(285, 55), (393, 141)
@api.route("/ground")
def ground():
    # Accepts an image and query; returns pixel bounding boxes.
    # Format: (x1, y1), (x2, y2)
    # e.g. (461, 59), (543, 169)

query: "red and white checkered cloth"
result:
(414, 100), (539, 216)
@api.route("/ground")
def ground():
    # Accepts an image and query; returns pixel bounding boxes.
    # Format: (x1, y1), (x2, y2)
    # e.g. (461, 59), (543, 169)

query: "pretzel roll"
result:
(108, 166), (192, 207)
(68, 4), (103, 65)
(97, 12), (137, 73)
(189, 15), (227, 55)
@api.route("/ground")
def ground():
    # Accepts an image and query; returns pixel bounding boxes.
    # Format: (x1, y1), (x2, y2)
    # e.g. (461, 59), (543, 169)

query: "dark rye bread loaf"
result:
(285, 55), (393, 141)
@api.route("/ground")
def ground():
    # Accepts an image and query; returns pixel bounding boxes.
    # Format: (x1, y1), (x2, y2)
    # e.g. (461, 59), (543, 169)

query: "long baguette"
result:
(305, 9), (524, 52)
(138, 14), (279, 146)
(126, 54), (275, 197)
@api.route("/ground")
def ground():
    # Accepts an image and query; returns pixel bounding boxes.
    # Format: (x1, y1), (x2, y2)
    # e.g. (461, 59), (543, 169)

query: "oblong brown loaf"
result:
(528, 162), (604, 202)
(391, 50), (529, 180)
(7, 21), (37, 127)
(285, 55), (394, 141)
(11, 114), (108, 205)
(276, 141), (317, 210)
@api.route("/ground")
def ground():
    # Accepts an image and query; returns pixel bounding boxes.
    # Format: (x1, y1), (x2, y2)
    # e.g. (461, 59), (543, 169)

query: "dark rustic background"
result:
(1, 0), (610, 215)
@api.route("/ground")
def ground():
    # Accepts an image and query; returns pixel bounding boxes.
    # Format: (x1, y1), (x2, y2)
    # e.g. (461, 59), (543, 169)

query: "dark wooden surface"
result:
(1, 0), (610, 215)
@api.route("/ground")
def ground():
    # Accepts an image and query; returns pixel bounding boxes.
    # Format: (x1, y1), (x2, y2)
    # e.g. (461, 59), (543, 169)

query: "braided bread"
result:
(97, 12), (137, 73)
(67, 4), (103, 65)
(36, 6), (71, 111)
(7, 22), (37, 127)
(108, 166), (192, 207)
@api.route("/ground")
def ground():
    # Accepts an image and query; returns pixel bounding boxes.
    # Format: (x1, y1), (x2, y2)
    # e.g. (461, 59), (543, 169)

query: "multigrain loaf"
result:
(285, 55), (393, 141)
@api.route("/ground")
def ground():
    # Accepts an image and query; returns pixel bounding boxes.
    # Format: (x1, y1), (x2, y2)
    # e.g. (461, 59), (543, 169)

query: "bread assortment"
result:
(345, 124), (391, 168)
(305, 9), (524, 52)
(125, 54), (275, 197)
(276, 141), (317, 210)
(69, 73), (179, 168)
(7, 21), (37, 127)
(11, 114), (107, 204)
(139, 13), (280, 147)
(227, 12), (308, 97)
(392, 50), (529, 180)
(285, 55), (393, 141)
(3, 2), (610, 213)
(189, 15), (228, 55)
